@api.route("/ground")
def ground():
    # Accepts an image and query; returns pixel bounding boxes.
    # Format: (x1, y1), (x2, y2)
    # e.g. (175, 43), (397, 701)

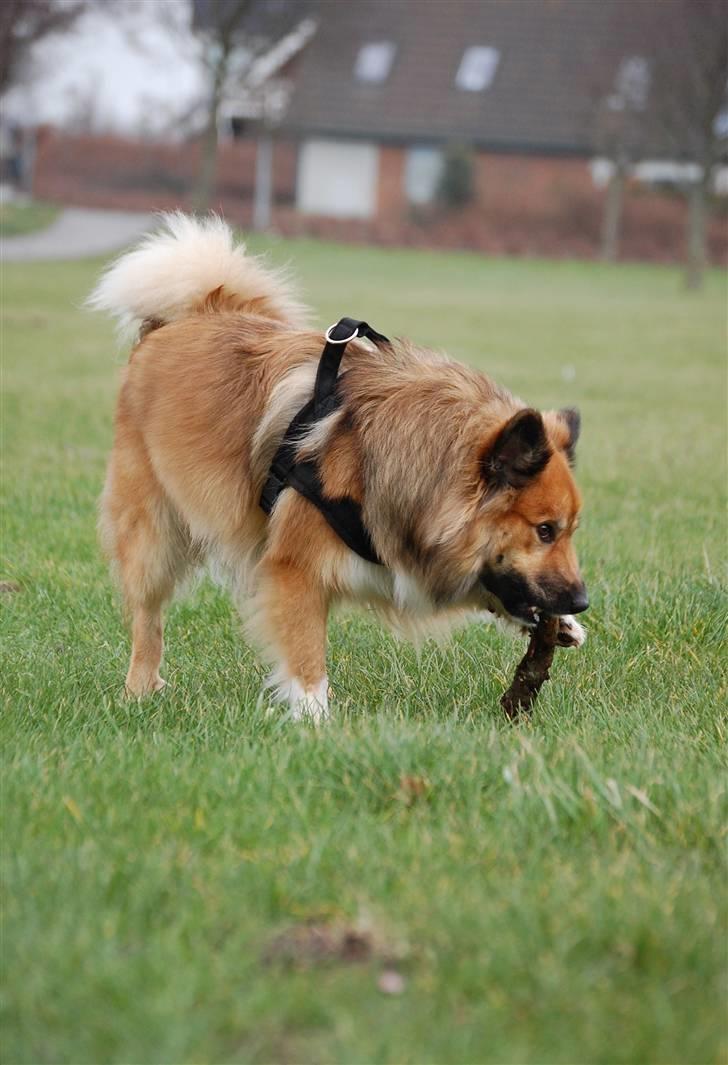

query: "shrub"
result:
(437, 143), (475, 208)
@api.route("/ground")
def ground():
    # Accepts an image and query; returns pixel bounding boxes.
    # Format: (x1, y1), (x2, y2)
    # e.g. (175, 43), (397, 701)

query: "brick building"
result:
(32, 0), (728, 262)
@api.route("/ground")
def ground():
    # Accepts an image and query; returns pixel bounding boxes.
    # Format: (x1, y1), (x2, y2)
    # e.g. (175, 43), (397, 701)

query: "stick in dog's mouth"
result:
(501, 614), (560, 719)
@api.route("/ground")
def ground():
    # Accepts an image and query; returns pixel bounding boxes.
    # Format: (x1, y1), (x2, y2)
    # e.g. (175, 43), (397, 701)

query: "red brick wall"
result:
(280, 148), (727, 265)
(471, 153), (728, 264)
(32, 128), (298, 221)
(473, 153), (602, 256)
(377, 145), (406, 222)
(31, 129), (727, 265)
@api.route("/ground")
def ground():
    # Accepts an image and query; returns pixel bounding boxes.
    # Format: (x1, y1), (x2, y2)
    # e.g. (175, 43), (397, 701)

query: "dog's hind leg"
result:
(100, 420), (190, 696)
(253, 557), (330, 723)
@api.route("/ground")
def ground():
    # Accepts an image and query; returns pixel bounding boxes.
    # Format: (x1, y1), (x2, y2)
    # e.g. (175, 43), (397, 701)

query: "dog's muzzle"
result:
(480, 567), (588, 621)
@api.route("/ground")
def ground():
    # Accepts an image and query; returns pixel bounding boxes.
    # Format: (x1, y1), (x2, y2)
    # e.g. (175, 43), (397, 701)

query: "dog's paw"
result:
(556, 614), (587, 648)
(289, 688), (330, 725)
(265, 672), (330, 724)
(124, 673), (166, 697)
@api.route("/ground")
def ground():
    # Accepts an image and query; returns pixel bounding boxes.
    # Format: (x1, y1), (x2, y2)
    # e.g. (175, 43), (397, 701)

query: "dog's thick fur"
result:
(91, 214), (587, 720)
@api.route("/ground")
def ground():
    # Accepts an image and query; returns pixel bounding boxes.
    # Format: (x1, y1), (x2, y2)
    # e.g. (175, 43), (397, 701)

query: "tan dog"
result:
(90, 214), (587, 720)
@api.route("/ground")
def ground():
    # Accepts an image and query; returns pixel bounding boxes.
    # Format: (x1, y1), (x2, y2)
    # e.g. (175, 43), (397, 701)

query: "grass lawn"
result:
(2, 238), (726, 1065)
(0, 199), (60, 238)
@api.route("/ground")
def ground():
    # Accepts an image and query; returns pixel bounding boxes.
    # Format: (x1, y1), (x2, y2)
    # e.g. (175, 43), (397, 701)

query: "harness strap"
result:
(259, 317), (389, 566)
(313, 317), (389, 416)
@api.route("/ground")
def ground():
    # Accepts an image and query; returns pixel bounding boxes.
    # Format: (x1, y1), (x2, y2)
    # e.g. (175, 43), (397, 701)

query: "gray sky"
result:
(5, 0), (205, 137)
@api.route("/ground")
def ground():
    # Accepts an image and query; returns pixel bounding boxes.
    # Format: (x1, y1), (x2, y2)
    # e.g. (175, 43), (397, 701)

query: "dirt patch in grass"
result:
(262, 920), (409, 995)
(263, 920), (403, 969)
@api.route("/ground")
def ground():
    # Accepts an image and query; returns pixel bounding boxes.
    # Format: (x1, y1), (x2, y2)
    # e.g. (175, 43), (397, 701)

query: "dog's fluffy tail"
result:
(87, 212), (309, 334)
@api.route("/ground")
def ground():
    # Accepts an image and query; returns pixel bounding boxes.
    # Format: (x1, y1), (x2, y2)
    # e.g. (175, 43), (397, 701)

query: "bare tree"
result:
(0, 0), (86, 96)
(593, 54), (652, 261)
(192, 0), (255, 211)
(582, 1), (658, 263)
(190, 0), (310, 212)
(587, 0), (727, 277)
(649, 0), (728, 288)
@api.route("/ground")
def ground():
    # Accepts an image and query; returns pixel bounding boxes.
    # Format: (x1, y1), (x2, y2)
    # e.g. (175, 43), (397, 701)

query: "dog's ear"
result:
(544, 407), (581, 466)
(482, 408), (551, 489)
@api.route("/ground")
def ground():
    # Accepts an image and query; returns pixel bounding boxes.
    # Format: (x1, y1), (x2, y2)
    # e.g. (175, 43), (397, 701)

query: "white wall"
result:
(297, 139), (379, 219)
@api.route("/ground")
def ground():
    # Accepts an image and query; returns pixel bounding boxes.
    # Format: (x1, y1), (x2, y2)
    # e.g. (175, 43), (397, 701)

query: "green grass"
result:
(2, 239), (727, 1065)
(0, 199), (59, 238)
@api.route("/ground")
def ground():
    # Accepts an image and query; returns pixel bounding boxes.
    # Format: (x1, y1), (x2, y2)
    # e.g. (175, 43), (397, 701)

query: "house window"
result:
(455, 46), (500, 92)
(355, 42), (396, 83)
(405, 146), (444, 205)
(611, 56), (650, 111)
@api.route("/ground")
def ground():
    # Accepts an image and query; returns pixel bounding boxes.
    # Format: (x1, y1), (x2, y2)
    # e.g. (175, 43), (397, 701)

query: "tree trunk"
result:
(600, 163), (626, 262)
(685, 174), (708, 291)
(193, 50), (228, 213)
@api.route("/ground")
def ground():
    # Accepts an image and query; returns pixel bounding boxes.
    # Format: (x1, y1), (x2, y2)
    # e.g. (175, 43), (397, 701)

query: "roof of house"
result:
(276, 0), (660, 155)
(193, 0), (314, 40)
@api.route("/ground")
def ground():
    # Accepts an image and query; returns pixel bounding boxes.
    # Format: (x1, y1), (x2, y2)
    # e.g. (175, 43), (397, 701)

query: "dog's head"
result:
(477, 407), (587, 623)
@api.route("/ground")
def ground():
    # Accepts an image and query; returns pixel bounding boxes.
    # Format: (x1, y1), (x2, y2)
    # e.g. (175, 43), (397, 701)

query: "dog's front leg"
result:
(256, 558), (330, 722)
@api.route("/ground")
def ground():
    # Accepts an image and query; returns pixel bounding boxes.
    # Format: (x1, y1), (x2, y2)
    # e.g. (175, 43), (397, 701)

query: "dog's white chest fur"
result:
(345, 557), (433, 612)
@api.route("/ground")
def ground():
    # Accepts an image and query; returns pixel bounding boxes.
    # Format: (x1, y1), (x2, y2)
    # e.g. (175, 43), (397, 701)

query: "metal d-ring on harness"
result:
(259, 317), (389, 565)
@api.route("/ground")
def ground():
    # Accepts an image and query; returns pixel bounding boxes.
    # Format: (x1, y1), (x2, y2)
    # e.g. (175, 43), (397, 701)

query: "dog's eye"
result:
(536, 522), (556, 544)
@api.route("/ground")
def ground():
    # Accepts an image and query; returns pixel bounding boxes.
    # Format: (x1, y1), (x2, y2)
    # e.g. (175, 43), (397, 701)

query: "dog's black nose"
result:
(536, 583), (590, 617)
(569, 585), (589, 614)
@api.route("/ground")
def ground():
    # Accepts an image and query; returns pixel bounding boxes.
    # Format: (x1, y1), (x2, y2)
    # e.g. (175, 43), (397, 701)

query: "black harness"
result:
(259, 317), (389, 566)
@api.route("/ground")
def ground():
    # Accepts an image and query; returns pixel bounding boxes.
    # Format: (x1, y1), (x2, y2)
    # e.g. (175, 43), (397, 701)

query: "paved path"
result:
(1, 207), (154, 262)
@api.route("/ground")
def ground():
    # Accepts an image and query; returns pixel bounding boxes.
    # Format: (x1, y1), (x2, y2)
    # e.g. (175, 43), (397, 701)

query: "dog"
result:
(90, 213), (587, 721)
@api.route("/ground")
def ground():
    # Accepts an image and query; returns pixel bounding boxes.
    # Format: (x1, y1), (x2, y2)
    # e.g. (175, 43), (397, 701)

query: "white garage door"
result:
(297, 139), (379, 219)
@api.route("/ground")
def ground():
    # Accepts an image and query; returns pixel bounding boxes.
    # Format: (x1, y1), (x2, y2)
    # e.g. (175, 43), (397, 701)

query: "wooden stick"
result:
(501, 614), (560, 719)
